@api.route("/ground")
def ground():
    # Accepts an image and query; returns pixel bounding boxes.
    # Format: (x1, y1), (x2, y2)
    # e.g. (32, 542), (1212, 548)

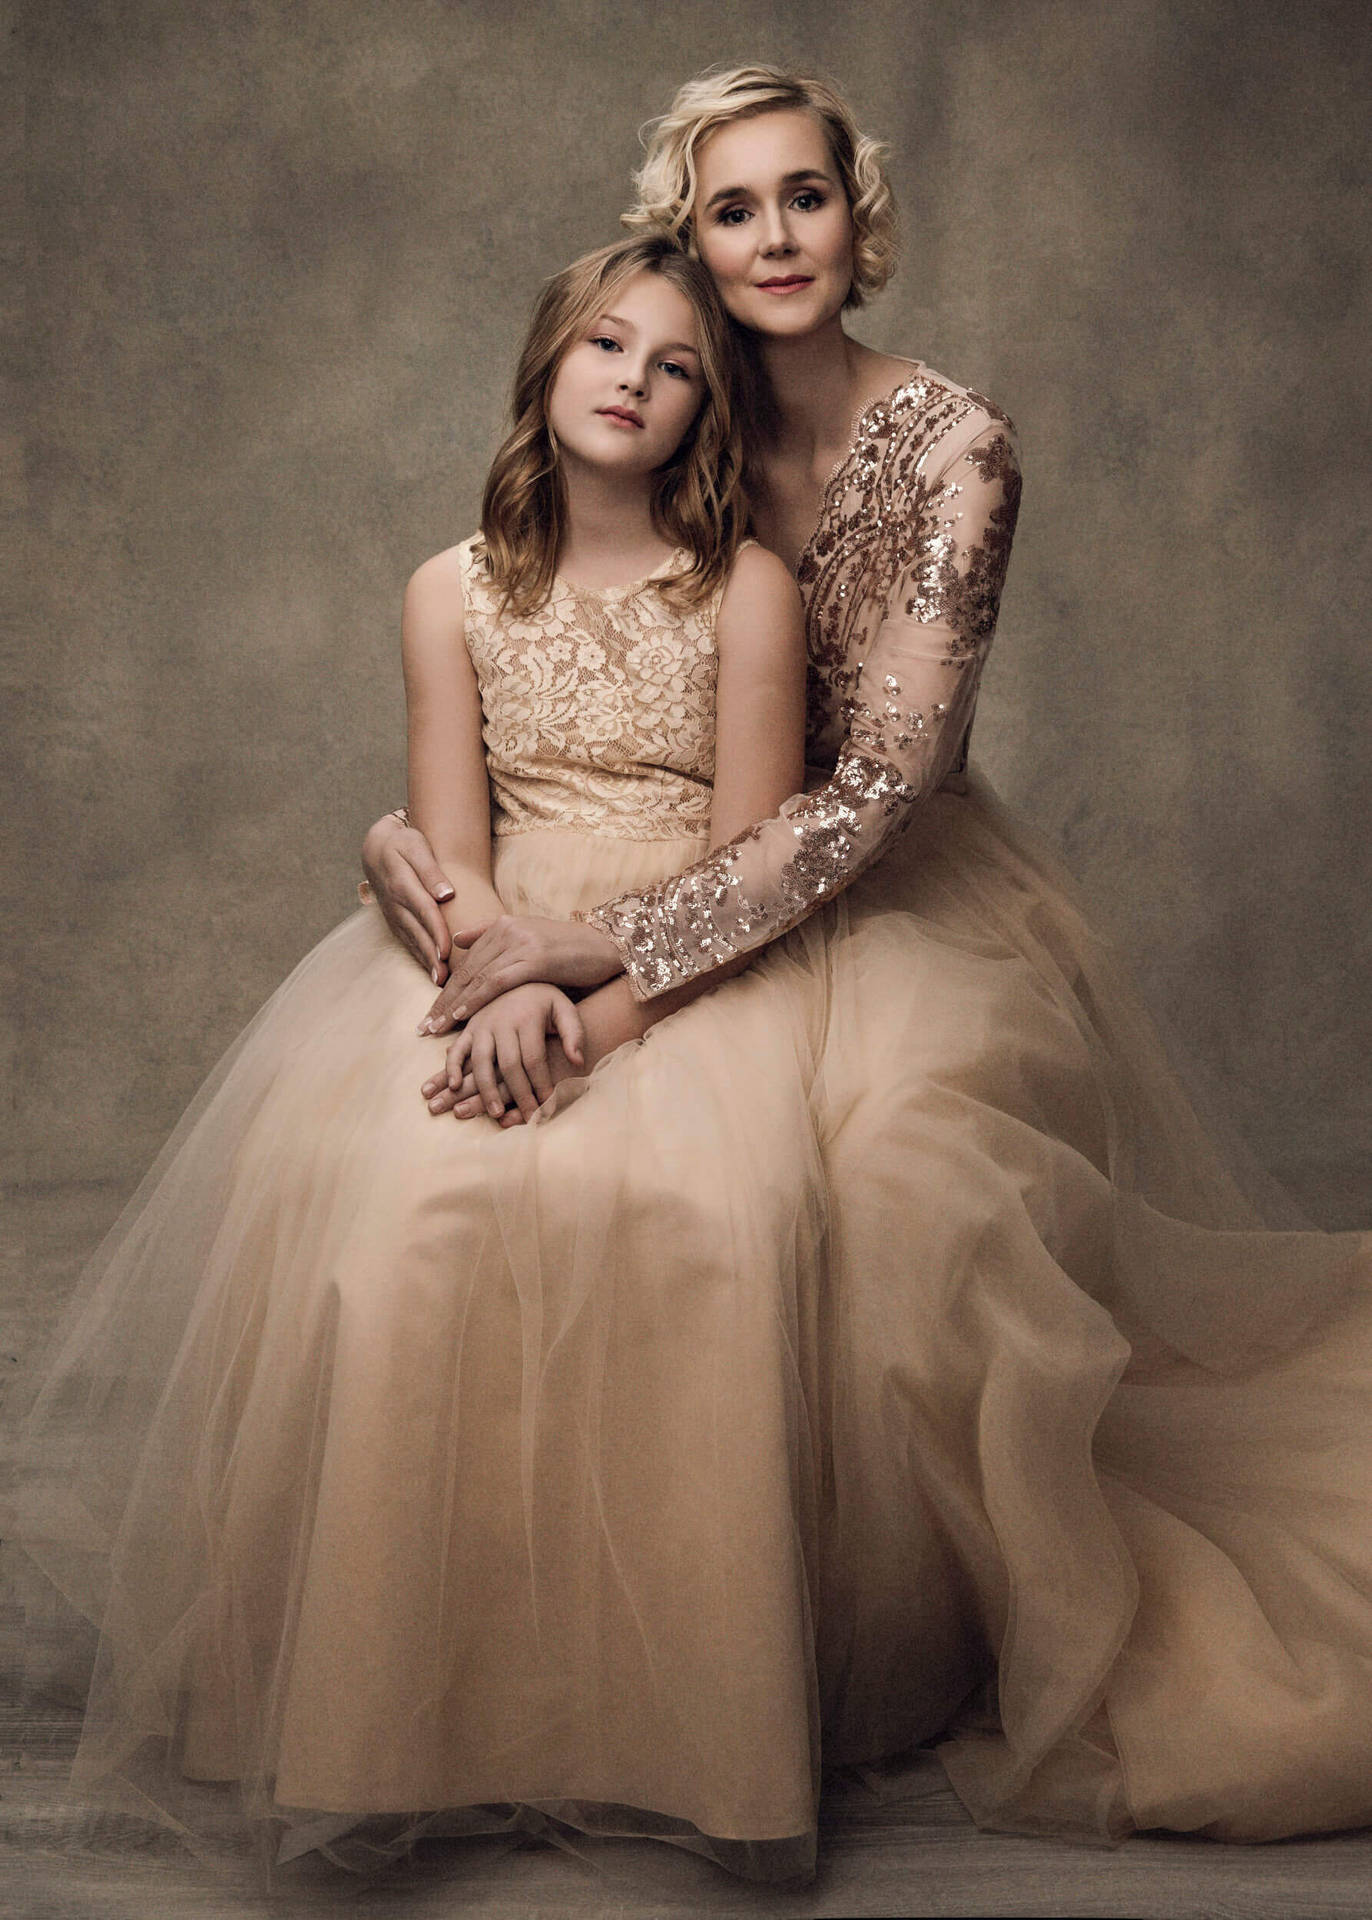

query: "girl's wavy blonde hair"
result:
(623, 65), (898, 311)
(482, 235), (747, 615)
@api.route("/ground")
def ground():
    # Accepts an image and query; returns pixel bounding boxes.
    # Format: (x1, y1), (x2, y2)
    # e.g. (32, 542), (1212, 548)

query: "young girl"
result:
(364, 67), (1372, 1852)
(16, 233), (837, 1877)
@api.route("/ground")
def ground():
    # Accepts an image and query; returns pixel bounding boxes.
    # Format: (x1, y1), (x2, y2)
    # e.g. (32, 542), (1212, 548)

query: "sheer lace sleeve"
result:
(585, 406), (1022, 1000)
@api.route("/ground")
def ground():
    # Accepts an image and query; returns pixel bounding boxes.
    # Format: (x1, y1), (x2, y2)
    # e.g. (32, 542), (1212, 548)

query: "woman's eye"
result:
(792, 190), (825, 211)
(715, 206), (750, 227)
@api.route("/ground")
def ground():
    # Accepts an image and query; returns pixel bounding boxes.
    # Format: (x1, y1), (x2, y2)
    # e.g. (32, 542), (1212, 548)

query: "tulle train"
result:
(13, 783), (1372, 1877)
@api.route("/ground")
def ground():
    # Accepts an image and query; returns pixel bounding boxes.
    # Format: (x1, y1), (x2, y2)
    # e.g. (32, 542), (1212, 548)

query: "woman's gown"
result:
(13, 363), (1372, 1880)
(588, 363), (1372, 1845)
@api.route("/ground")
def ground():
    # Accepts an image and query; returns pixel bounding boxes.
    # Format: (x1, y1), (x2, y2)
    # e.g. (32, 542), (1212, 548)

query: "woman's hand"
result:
(421, 983), (586, 1124)
(417, 917), (622, 1035)
(361, 812), (456, 982)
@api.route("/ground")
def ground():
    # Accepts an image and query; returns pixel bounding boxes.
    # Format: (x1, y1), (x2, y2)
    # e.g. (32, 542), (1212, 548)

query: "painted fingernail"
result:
(431, 968), (440, 985)
(450, 1006), (467, 1022)
(436, 885), (454, 901)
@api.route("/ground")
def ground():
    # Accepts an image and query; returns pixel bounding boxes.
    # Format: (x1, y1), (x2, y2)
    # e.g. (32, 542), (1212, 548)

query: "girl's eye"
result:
(590, 335), (622, 352)
(659, 360), (691, 380)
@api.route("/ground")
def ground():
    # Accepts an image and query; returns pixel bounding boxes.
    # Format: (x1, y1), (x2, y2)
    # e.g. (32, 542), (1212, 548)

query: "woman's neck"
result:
(757, 317), (868, 467)
(756, 320), (910, 482)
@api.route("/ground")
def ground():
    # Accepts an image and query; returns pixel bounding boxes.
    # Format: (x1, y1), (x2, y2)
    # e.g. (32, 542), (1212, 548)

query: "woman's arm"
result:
(400, 548), (504, 937)
(587, 409), (1022, 998)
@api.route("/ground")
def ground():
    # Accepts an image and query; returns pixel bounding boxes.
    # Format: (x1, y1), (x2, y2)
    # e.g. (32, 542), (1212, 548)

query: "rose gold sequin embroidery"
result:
(588, 375), (1023, 998)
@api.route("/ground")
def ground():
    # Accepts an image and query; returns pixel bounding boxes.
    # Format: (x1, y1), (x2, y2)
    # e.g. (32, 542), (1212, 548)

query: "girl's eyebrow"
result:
(598, 315), (700, 359)
(702, 167), (833, 212)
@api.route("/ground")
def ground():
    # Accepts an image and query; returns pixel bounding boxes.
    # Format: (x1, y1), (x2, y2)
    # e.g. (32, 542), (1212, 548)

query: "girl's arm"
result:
(572, 540), (808, 1059)
(400, 549), (504, 936)
(587, 406), (1022, 998)
(361, 811), (456, 982)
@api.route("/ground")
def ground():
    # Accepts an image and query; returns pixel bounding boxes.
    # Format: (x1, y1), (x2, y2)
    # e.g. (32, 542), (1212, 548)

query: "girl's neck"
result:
(557, 459), (672, 588)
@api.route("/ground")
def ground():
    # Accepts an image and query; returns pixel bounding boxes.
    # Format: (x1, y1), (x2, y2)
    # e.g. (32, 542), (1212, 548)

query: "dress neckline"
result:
(794, 358), (929, 579)
(554, 548), (689, 601)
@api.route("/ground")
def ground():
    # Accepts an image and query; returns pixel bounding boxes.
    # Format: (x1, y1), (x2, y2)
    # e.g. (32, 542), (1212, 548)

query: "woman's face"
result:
(546, 270), (706, 478)
(692, 109), (855, 339)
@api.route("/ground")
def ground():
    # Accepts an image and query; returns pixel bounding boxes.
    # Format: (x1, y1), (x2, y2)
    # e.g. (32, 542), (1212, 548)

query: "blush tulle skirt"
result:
(11, 779), (1372, 1878)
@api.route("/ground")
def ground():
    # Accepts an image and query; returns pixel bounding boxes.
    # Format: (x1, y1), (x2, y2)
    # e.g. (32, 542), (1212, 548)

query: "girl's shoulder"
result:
(407, 535), (494, 610)
(722, 538), (797, 601)
(715, 539), (803, 634)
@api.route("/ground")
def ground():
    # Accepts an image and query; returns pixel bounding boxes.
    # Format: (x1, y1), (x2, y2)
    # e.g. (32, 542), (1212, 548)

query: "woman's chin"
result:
(733, 289), (846, 339)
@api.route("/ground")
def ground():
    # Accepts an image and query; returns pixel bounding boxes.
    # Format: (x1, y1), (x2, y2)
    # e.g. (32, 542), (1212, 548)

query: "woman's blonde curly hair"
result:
(623, 65), (898, 311)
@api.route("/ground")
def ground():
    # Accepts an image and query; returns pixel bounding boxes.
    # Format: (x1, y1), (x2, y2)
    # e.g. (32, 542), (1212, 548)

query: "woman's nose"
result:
(758, 209), (796, 255)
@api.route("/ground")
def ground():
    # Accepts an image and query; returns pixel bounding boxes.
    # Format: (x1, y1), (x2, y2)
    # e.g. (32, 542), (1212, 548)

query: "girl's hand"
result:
(421, 984), (586, 1124)
(417, 917), (621, 1036)
(361, 812), (456, 983)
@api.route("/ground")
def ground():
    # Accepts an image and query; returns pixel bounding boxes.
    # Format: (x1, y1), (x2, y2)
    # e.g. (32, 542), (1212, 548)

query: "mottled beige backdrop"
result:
(9, 0), (1371, 1222)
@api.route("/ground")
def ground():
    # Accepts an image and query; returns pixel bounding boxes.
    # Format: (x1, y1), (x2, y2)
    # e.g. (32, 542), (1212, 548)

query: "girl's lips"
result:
(597, 406), (644, 429)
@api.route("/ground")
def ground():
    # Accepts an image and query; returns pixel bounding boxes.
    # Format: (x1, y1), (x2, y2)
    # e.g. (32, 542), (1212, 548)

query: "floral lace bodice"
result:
(458, 537), (721, 840)
(587, 365), (1023, 998)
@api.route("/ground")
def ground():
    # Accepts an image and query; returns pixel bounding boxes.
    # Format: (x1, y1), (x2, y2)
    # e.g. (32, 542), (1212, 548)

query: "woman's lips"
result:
(597, 406), (644, 428)
(756, 276), (814, 295)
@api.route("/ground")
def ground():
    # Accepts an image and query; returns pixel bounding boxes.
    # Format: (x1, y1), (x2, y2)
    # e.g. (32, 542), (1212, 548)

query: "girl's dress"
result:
(16, 543), (831, 1876)
(15, 364), (1372, 1881)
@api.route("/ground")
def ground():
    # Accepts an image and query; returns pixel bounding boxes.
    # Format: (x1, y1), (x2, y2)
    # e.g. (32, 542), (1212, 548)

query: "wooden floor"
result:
(4, 1182), (1370, 1920)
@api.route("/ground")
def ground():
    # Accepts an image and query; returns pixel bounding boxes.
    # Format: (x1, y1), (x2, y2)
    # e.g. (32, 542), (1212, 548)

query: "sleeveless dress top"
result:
(457, 536), (721, 842)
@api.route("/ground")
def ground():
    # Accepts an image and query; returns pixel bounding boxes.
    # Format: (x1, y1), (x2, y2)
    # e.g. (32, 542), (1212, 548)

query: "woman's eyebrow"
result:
(702, 167), (834, 211)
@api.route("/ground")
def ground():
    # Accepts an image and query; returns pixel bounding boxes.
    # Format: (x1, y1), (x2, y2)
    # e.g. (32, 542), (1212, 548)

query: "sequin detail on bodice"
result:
(458, 538), (720, 839)
(797, 369), (1017, 773)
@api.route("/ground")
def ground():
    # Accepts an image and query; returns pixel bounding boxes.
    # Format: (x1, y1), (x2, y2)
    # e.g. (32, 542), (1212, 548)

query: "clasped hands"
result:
(418, 915), (622, 1127)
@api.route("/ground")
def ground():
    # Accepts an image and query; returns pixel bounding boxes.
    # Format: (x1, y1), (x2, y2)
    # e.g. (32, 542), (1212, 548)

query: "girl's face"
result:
(692, 109), (855, 339)
(546, 271), (706, 477)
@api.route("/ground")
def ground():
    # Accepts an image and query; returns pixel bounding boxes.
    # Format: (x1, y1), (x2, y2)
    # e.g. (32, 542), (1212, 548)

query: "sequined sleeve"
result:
(586, 414), (1022, 999)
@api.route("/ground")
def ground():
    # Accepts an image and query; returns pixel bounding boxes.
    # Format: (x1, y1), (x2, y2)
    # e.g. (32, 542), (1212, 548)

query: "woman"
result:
(365, 67), (1372, 1846)
(16, 234), (840, 1878)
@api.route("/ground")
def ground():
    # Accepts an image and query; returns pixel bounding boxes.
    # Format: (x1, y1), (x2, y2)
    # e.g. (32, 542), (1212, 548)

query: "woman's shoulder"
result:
(872, 356), (1018, 462)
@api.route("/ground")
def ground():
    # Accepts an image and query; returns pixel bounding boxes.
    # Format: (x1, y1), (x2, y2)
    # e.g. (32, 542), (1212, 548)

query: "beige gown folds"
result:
(14, 365), (1372, 1882)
